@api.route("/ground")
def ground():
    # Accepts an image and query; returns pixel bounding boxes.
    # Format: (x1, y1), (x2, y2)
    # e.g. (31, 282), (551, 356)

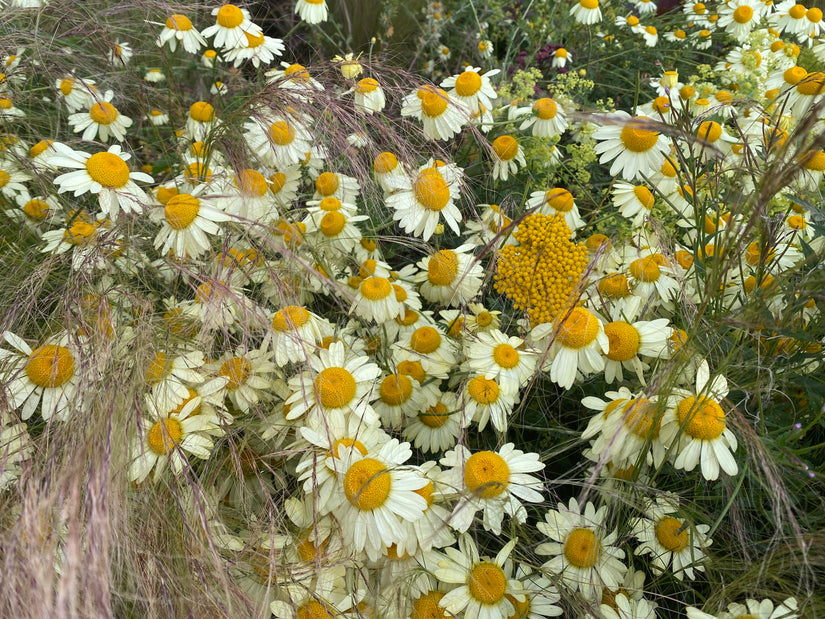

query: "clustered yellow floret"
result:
(494, 213), (588, 325)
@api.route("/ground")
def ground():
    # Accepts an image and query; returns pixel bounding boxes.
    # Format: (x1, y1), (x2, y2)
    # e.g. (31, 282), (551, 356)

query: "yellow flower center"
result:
(166, 14), (193, 30)
(30, 139), (54, 157)
(356, 77), (379, 94)
(410, 326), (442, 354)
(797, 72), (825, 96)
(148, 418), (183, 455)
(315, 171), (339, 196)
(467, 376), (500, 405)
(62, 220), (97, 245)
(379, 373), (413, 405)
(189, 101), (214, 122)
(393, 283), (407, 302)
(269, 121), (295, 145)
(556, 307), (599, 349)
(23, 198), (50, 222)
(86, 152), (130, 188)
(546, 188), (574, 212)
(627, 15), (640, 26)
(629, 256), (661, 282)
(808, 7), (823, 22)
(464, 451), (509, 498)
(220, 357), (252, 390)
(272, 305), (310, 331)
(60, 78), (75, 95)
(789, 3), (806, 18)
(620, 118), (659, 152)
(801, 150), (825, 171)
(216, 4), (244, 28)
(420, 401), (450, 427)
(412, 592), (447, 619)
(374, 152), (398, 173)
(506, 594), (531, 619)
(296, 600), (335, 619)
(419, 86), (450, 117)
(655, 516), (689, 551)
(622, 398), (660, 438)
(26, 345), (75, 388)
(396, 309), (419, 326)
(468, 562), (508, 604)
(455, 71), (482, 97)
(493, 343), (520, 369)
(315, 367), (357, 408)
(787, 215), (807, 229)
(599, 273), (631, 299)
(733, 5), (753, 23)
(164, 193), (200, 230)
(398, 360), (426, 383)
(633, 185), (655, 209)
(344, 458), (391, 510)
(697, 120), (722, 142)
(492, 135), (519, 161)
(89, 101), (118, 125)
(604, 321), (640, 361)
(320, 211), (346, 237)
(269, 172), (287, 193)
(564, 528), (601, 567)
(414, 169), (450, 211)
(477, 311), (493, 327)
(677, 395), (726, 440)
(428, 249), (459, 285)
(533, 98), (558, 119)
(235, 169), (268, 196)
(580, 0), (599, 8)
(357, 276), (391, 302)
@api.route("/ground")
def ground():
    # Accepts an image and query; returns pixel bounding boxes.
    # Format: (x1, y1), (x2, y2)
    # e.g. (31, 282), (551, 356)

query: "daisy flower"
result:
(532, 306), (609, 390)
(593, 113), (670, 181)
(627, 252), (680, 308)
(328, 438), (427, 560)
(403, 390), (462, 454)
(144, 349), (206, 412)
(285, 341), (381, 424)
(54, 77), (96, 112)
(718, 0), (763, 42)
(659, 360), (738, 481)
(144, 68), (165, 82)
(520, 97), (569, 138)
(157, 13), (206, 53)
(265, 62), (324, 95)
(212, 346), (277, 414)
(374, 368), (439, 428)
(386, 166), (461, 241)
(462, 374), (518, 432)
(438, 443), (544, 535)
(109, 42), (132, 65)
(353, 77), (386, 114)
(223, 31), (285, 68)
(401, 84), (468, 141)
(351, 275), (403, 324)
(687, 597), (798, 619)
(440, 66), (499, 115)
(613, 182), (655, 228)
(490, 135), (526, 181)
(201, 4), (263, 51)
(151, 186), (230, 259)
(478, 38), (494, 59)
(570, 0), (602, 24)
(294, 0), (329, 24)
(602, 318), (671, 384)
(51, 143), (153, 221)
(0, 158), (31, 198)
(0, 96), (24, 118)
(243, 112), (313, 169)
(536, 497), (627, 601)
(0, 331), (81, 422)
(146, 109), (169, 126)
(527, 187), (585, 231)
(632, 495), (712, 581)
(600, 595), (658, 619)
(68, 90), (132, 142)
(552, 48), (571, 68)
(128, 395), (217, 484)
(465, 329), (538, 392)
(268, 305), (333, 366)
(268, 165), (302, 209)
(435, 535), (526, 619)
(415, 244), (483, 307)
(0, 411), (31, 490)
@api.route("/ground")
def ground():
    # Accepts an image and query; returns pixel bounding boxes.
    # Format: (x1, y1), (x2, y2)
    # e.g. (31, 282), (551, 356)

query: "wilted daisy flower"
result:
(212, 346), (277, 414)
(438, 444), (544, 534)
(224, 31), (285, 68)
(295, 0), (329, 24)
(68, 90), (132, 142)
(327, 438), (427, 560)
(632, 495), (712, 581)
(353, 77), (386, 114)
(415, 244), (484, 306)
(490, 135), (526, 181)
(386, 166), (461, 241)
(0, 96), (24, 118)
(401, 84), (468, 141)
(201, 4), (262, 50)
(51, 143), (152, 221)
(571, 0), (602, 24)
(54, 77), (95, 111)
(151, 186), (230, 259)
(436, 535), (526, 619)
(128, 395), (217, 484)
(537, 497), (627, 601)
(157, 13), (206, 53)
(594, 113), (669, 181)
(0, 411), (31, 490)
(440, 66), (499, 115)
(108, 41), (132, 65)
(552, 48), (571, 68)
(350, 275), (403, 324)
(0, 331), (81, 421)
(478, 38), (494, 59)
(659, 360), (738, 480)
(686, 597), (799, 619)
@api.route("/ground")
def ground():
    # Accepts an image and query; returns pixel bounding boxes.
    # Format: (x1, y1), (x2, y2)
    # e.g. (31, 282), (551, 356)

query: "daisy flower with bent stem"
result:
(659, 360), (738, 481)
(537, 497), (627, 601)
(157, 14), (206, 54)
(436, 534), (526, 619)
(490, 135), (526, 181)
(51, 143), (153, 221)
(631, 495), (712, 581)
(593, 113), (670, 181)
(438, 443), (544, 535)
